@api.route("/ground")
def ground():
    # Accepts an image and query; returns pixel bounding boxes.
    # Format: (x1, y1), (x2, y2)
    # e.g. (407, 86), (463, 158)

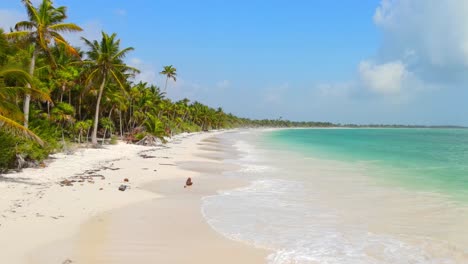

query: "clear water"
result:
(268, 128), (468, 199)
(202, 129), (468, 264)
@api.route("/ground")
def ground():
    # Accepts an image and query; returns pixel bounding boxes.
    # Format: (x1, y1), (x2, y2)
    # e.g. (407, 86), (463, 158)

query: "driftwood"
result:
(15, 154), (37, 170)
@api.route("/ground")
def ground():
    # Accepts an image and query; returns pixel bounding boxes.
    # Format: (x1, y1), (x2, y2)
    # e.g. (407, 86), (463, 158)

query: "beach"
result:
(0, 131), (268, 264)
(3, 128), (468, 264)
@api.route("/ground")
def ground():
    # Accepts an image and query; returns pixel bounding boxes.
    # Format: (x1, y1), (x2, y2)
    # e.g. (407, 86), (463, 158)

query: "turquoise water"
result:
(202, 130), (468, 263)
(266, 128), (468, 198)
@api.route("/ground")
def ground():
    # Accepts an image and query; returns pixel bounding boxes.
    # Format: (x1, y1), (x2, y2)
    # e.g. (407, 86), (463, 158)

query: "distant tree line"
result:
(0, 1), (464, 171)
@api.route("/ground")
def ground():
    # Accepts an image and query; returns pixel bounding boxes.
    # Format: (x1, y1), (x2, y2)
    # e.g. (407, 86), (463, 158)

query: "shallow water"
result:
(202, 129), (468, 264)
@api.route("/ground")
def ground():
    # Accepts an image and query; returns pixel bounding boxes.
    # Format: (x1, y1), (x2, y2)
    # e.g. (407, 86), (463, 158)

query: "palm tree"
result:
(0, 66), (49, 145)
(0, 29), (9, 64)
(81, 32), (138, 146)
(159, 65), (177, 91)
(6, 0), (82, 128)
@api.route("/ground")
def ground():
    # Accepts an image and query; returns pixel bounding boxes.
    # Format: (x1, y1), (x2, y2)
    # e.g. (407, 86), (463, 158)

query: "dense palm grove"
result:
(0, 0), (335, 171)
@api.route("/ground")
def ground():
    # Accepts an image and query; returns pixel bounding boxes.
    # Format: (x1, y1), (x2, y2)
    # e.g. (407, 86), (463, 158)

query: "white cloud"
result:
(359, 60), (408, 95)
(349, 0), (468, 99)
(373, 0), (468, 74)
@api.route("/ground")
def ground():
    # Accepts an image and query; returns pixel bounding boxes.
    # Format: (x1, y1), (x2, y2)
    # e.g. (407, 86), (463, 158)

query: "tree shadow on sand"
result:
(0, 175), (42, 185)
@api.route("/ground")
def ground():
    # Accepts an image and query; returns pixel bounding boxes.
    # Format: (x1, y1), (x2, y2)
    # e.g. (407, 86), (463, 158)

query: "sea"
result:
(201, 128), (468, 264)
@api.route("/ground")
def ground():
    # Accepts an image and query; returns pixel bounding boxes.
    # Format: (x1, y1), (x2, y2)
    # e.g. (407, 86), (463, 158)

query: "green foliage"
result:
(1, 1), (339, 172)
(110, 135), (118, 145)
(74, 119), (92, 143)
(23, 114), (61, 161)
(100, 117), (114, 131)
(51, 102), (75, 119)
(81, 31), (138, 145)
(134, 132), (145, 141)
(0, 131), (17, 171)
(144, 114), (166, 139)
(160, 65), (177, 91)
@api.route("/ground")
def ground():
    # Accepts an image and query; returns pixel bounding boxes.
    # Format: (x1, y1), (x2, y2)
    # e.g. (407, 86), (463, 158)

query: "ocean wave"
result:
(202, 178), (466, 264)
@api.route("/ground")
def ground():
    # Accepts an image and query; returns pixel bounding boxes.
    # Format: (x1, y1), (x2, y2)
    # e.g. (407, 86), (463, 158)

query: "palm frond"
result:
(114, 64), (140, 74)
(0, 115), (44, 146)
(110, 69), (126, 89)
(14, 21), (35, 31)
(113, 47), (135, 61)
(0, 67), (32, 84)
(4, 31), (31, 40)
(52, 33), (80, 58)
(49, 23), (83, 33)
(21, 0), (41, 24)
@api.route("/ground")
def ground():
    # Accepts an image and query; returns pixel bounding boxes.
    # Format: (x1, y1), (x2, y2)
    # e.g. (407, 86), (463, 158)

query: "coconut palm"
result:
(6, 0), (82, 128)
(159, 65), (177, 91)
(0, 66), (49, 145)
(81, 31), (138, 146)
(0, 29), (9, 64)
(74, 120), (91, 143)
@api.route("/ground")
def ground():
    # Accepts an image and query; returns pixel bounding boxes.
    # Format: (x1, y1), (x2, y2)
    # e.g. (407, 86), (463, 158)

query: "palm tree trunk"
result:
(86, 127), (90, 142)
(23, 48), (36, 128)
(164, 77), (168, 91)
(102, 128), (107, 145)
(60, 84), (65, 102)
(78, 95), (82, 119)
(119, 110), (123, 139)
(91, 76), (106, 145)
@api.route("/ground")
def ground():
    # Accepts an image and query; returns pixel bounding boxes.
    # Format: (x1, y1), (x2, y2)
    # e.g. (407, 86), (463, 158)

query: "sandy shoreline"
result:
(0, 130), (268, 263)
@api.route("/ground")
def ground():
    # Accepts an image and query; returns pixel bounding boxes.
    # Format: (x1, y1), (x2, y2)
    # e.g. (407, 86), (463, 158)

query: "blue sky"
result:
(1, 0), (468, 125)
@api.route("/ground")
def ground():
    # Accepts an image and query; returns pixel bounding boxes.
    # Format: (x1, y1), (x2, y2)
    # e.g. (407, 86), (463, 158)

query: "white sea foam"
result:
(230, 140), (276, 175)
(233, 140), (261, 162)
(202, 132), (468, 264)
(202, 179), (463, 264)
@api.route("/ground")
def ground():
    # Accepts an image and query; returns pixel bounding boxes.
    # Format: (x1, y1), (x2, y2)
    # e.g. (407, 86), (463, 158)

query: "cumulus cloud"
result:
(372, 0), (468, 81)
(359, 60), (408, 95)
(348, 0), (468, 99)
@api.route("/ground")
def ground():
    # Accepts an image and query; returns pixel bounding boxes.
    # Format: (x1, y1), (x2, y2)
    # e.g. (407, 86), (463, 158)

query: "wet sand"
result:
(29, 133), (269, 264)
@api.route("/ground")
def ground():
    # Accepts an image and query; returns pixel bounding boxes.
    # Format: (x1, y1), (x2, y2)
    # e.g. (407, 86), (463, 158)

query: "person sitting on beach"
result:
(184, 177), (193, 188)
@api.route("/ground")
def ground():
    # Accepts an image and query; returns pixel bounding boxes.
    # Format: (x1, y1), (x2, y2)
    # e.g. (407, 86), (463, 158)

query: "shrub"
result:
(110, 135), (118, 145)
(0, 132), (16, 171)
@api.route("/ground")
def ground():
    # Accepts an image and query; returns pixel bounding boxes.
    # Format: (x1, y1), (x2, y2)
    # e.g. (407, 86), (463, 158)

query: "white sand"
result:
(0, 131), (266, 264)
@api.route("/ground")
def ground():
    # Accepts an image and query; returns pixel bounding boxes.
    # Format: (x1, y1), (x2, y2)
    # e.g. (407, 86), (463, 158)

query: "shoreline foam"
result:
(16, 130), (269, 264)
(0, 130), (268, 263)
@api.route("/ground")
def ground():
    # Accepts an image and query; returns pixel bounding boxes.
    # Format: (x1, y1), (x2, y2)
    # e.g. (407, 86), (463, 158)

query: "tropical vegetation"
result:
(0, 0), (339, 172)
